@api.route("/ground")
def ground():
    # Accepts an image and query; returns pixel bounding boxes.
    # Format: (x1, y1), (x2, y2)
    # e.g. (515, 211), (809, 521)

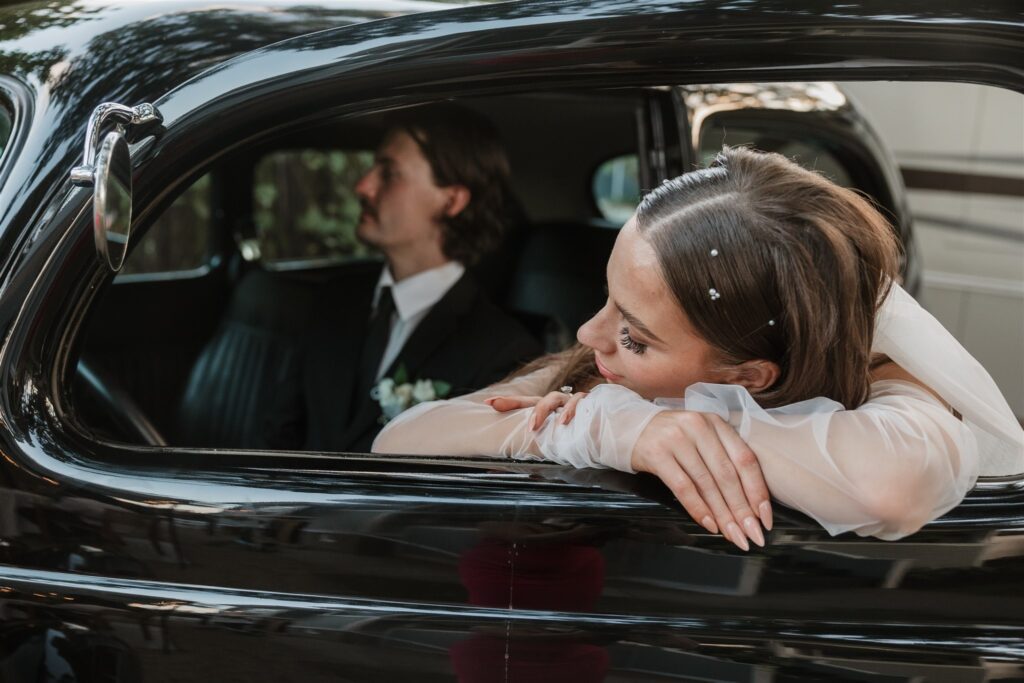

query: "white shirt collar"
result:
(374, 261), (466, 321)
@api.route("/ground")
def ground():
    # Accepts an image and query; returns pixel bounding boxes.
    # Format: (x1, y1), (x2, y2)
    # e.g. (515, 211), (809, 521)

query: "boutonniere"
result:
(370, 364), (451, 423)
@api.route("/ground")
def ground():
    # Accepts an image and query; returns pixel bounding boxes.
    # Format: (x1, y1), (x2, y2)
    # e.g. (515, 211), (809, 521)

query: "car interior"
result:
(71, 85), (926, 450)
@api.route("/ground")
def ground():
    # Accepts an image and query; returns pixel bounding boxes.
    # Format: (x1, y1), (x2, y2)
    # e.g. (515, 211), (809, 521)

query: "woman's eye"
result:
(619, 327), (647, 355)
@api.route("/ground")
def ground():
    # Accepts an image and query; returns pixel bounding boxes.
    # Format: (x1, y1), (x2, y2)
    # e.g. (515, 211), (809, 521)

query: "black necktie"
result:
(356, 286), (396, 403)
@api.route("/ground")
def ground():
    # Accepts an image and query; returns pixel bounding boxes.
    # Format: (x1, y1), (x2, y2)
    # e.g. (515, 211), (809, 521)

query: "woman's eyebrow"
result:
(615, 301), (664, 344)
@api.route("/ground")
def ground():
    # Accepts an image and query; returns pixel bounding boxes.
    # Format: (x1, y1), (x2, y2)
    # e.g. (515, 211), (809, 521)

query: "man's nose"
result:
(354, 167), (377, 200)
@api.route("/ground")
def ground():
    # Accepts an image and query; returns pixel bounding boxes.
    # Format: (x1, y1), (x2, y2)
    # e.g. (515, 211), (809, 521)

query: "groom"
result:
(264, 105), (541, 452)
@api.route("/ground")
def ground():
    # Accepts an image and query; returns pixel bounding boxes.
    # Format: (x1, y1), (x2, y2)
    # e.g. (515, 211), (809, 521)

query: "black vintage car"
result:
(0, 1), (1022, 680)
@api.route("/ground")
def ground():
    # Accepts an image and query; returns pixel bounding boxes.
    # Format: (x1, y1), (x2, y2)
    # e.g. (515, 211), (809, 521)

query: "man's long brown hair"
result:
(391, 104), (514, 266)
(528, 147), (900, 410)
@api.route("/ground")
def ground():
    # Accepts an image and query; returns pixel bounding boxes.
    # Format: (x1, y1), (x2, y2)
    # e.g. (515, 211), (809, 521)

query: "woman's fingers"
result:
(485, 391), (591, 430)
(645, 456), (719, 536)
(668, 437), (750, 550)
(558, 392), (588, 424)
(650, 453), (749, 550)
(484, 396), (540, 412)
(683, 415), (764, 548)
(531, 392), (571, 430)
(709, 416), (773, 531)
(633, 411), (765, 551)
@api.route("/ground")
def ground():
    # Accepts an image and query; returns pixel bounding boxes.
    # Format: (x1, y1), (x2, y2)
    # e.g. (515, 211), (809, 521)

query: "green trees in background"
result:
(122, 148), (375, 276)
(254, 149), (375, 263)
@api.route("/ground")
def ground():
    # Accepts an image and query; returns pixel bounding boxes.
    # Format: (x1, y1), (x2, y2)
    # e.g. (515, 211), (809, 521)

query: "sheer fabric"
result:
(873, 283), (1023, 476)
(373, 284), (1023, 539)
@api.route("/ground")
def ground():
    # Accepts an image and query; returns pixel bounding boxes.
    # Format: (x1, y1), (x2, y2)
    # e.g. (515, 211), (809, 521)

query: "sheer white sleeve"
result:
(873, 283), (1023, 476)
(371, 365), (556, 458)
(372, 366), (664, 469)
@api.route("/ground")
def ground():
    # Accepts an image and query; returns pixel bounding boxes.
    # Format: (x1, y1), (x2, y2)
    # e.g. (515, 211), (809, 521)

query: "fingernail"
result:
(700, 516), (718, 534)
(759, 501), (773, 531)
(743, 516), (765, 547)
(726, 522), (749, 551)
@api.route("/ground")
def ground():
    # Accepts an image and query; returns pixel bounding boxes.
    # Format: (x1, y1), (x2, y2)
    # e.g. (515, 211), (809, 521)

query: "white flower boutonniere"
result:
(370, 364), (451, 423)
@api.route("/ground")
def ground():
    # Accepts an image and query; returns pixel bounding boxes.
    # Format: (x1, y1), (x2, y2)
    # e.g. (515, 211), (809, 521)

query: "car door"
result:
(0, 2), (1022, 681)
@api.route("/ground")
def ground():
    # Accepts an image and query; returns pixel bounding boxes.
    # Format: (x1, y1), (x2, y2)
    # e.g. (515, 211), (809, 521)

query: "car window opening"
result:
(70, 85), (1023, 483)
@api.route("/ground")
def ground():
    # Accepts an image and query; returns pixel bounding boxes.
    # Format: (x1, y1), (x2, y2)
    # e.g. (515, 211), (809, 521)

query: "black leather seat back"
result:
(506, 222), (617, 339)
(176, 269), (315, 447)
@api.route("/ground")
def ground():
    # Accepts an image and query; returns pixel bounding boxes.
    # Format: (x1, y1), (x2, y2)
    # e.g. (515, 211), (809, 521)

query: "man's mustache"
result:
(359, 198), (376, 219)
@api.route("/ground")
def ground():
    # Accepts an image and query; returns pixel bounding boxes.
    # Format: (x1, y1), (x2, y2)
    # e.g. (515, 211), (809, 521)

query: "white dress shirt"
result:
(372, 261), (466, 380)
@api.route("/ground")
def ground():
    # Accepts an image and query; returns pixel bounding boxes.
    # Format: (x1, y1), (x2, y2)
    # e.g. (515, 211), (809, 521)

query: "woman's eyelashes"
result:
(619, 327), (647, 355)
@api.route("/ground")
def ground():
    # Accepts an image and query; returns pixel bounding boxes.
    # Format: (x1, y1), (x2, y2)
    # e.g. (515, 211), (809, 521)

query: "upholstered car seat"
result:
(176, 267), (315, 447)
(506, 222), (617, 341)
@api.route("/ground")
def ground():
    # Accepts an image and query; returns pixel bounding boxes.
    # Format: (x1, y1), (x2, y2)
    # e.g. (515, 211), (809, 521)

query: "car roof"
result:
(0, 0), (460, 98)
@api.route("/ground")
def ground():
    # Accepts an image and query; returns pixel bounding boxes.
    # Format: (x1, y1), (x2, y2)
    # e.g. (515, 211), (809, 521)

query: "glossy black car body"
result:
(0, 1), (1023, 680)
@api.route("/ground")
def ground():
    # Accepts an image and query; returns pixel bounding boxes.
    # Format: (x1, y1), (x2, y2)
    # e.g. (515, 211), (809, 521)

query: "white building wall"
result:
(843, 82), (1024, 417)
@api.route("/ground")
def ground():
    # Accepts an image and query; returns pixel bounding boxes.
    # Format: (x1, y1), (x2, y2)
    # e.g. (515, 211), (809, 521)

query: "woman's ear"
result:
(443, 185), (471, 218)
(722, 359), (780, 394)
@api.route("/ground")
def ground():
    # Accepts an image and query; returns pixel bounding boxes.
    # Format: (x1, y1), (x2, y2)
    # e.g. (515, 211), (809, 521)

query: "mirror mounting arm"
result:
(70, 102), (162, 187)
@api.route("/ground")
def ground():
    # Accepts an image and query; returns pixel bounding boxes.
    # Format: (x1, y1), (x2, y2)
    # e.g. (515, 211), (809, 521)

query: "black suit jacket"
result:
(265, 267), (542, 453)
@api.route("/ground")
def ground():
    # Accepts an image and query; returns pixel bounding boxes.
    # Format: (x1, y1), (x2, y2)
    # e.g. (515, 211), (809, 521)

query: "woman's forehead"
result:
(610, 222), (660, 287)
(609, 222), (685, 332)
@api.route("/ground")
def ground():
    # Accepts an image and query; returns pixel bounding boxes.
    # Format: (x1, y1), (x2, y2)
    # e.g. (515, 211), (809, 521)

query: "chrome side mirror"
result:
(70, 102), (161, 272)
(91, 131), (133, 271)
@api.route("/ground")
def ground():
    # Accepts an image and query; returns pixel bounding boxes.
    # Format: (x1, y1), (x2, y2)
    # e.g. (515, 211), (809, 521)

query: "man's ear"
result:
(721, 359), (780, 394)
(443, 185), (471, 218)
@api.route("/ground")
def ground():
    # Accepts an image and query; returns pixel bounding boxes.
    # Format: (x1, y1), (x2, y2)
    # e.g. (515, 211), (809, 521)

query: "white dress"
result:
(373, 284), (1024, 540)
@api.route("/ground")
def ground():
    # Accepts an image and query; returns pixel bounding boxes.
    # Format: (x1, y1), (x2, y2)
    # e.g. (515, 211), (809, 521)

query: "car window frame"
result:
(0, 99), (12, 163)
(61, 89), (1024, 502)
(0, 75), (32, 191)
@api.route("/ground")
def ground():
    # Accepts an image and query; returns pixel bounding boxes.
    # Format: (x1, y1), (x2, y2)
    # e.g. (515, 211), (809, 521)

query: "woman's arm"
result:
(374, 367), (770, 550)
(371, 365), (558, 457)
(638, 377), (978, 540)
(375, 364), (978, 542)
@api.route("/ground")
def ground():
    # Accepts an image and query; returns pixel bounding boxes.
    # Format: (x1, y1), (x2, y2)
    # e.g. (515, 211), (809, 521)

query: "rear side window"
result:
(118, 173), (213, 277)
(253, 149), (375, 266)
(593, 154), (640, 224)
(697, 122), (853, 187)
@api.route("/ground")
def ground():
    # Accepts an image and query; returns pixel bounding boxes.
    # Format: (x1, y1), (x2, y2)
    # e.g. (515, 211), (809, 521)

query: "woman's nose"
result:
(577, 304), (616, 353)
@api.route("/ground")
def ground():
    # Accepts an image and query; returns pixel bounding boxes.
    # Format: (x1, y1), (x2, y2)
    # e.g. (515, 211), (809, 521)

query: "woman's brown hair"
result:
(536, 146), (901, 409)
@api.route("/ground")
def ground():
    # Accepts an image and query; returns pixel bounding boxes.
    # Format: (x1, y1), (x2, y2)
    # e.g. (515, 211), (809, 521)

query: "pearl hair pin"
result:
(710, 248), (719, 257)
(709, 288), (721, 300)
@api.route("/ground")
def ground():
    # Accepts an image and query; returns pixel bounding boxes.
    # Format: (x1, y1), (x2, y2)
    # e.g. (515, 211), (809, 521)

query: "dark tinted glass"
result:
(118, 173), (212, 276)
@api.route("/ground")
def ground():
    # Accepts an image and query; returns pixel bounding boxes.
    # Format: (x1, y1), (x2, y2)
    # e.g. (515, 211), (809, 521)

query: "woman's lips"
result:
(594, 355), (622, 382)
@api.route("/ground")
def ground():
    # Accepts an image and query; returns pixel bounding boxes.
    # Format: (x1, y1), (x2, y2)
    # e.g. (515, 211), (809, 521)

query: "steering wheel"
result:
(75, 359), (168, 447)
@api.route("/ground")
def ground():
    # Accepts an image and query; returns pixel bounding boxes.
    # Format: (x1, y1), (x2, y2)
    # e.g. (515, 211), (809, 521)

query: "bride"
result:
(373, 147), (1024, 549)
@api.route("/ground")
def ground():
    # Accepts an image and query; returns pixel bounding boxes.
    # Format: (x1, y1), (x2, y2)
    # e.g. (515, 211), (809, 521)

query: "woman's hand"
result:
(632, 411), (771, 550)
(489, 392), (771, 551)
(484, 390), (589, 430)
